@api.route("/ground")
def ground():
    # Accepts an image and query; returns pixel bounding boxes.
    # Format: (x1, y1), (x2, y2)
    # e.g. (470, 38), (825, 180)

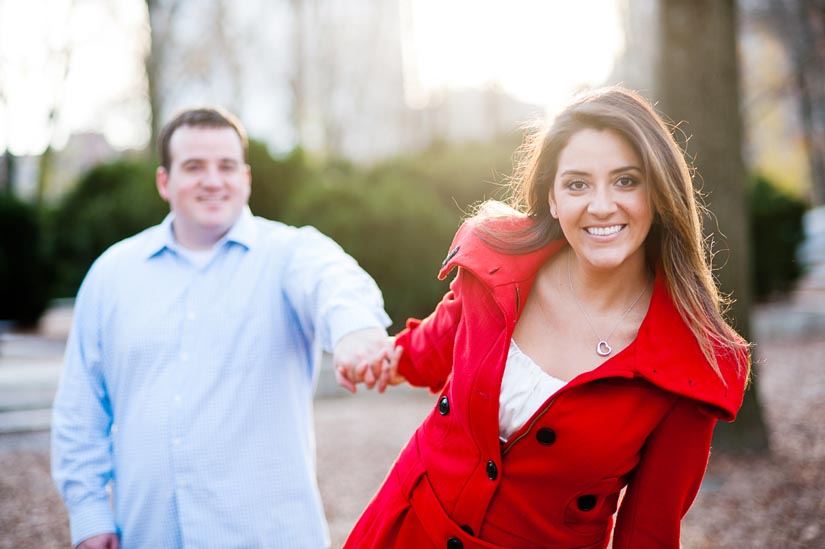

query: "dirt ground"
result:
(1, 332), (823, 548)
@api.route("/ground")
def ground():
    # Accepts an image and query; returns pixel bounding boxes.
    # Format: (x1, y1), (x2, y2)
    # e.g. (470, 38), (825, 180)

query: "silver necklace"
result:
(567, 252), (650, 357)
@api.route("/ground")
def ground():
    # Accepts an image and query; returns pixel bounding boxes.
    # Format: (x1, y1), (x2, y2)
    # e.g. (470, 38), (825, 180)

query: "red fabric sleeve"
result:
(394, 274), (463, 393)
(612, 397), (717, 548)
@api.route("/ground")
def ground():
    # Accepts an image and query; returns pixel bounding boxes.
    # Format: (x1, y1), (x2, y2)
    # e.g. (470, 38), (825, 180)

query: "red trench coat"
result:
(345, 221), (747, 549)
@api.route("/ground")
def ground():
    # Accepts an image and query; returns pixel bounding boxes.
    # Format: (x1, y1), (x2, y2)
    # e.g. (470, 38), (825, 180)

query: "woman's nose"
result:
(587, 185), (617, 216)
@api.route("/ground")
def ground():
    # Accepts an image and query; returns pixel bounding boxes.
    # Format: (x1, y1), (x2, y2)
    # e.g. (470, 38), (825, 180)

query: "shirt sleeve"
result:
(395, 272), (463, 392)
(612, 397), (717, 548)
(50, 261), (118, 546)
(283, 226), (391, 353)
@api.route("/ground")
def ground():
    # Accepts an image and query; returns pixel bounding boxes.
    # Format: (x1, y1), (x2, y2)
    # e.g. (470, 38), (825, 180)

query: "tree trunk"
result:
(657, 0), (769, 452)
(144, 0), (183, 159)
(289, 0), (306, 146)
(144, 0), (163, 158)
(788, 0), (825, 206)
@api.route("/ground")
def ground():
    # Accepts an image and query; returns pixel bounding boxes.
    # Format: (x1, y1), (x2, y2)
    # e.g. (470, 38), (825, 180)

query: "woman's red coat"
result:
(345, 221), (747, 549)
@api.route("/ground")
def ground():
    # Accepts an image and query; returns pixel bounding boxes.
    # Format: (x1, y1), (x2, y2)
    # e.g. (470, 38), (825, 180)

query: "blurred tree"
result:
(750, 175), (807, 299)
(288, 0), (308, 146)
(762, 0), (825, 206)
(0, 150), (13, 194)
(247, 140), (308, 221)
(144, 0), (243, 152)
(373, 133), (523, 214)
(286, 0), (407, 158)
(43, 133), (515, 326)
(658, 0), (769, 452)
(145, 0), (173, 155)
(0, 193), (51, 326)
(48, 159), (165, 298)
(33, 0), (76, 205)
(280, 163), (457, 329)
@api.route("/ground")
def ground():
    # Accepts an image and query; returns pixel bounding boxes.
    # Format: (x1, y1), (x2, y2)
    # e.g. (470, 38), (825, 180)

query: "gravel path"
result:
(1, 331), (823, 548)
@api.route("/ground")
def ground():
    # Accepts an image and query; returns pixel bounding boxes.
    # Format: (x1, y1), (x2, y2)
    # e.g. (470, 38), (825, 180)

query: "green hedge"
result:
(749, 175), (807, 299)
(47, 159), (166, 298)
(41, 138), (513, 329)
(17, 139), (812, 327)
(0, 193), (52, 326)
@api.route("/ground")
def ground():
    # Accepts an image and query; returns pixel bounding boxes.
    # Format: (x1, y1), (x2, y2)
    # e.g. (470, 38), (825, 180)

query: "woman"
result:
(340, 86), (750, 548)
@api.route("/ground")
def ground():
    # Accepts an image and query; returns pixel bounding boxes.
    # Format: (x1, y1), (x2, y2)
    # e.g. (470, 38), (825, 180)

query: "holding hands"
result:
(332, 328), (405, 393)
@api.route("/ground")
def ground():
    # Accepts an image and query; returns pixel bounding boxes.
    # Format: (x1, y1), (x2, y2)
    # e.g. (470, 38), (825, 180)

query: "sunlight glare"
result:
(402, 0), (624, 113)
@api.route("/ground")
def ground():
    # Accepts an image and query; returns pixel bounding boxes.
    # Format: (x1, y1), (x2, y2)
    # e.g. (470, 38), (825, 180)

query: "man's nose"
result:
(201, 166), (222, 187)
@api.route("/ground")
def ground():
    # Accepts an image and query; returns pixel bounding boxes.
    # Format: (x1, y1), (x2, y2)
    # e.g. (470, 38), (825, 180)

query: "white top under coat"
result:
(499, 339), (567, 442)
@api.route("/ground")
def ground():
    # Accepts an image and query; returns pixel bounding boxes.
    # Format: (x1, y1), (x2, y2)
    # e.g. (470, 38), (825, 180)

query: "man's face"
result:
(156, 125), (251, 249)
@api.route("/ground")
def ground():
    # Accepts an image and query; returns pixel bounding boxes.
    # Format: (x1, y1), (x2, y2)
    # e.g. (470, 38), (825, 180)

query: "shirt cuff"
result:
(69, 498), (117, 547)
(327, 307), (391, 351)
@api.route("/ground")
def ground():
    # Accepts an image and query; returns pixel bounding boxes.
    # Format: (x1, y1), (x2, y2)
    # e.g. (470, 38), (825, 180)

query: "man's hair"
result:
(157, 106), (249, 170)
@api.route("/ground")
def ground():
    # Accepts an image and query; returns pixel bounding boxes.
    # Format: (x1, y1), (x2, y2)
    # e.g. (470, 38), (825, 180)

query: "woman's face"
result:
(549, 127), (653, 274)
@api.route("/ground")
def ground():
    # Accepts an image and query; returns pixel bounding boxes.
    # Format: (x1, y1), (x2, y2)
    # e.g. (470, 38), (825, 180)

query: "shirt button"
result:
(173, 395), (182, 405)
(186, 311), (196, 320)
(446, 537), (463, 549)
(438, 396), (450, 415)
(173, 438), (182, 447)
(180, 352), (190, 362)
(536, 427), (556, 445)
(486, 460), (498, 480)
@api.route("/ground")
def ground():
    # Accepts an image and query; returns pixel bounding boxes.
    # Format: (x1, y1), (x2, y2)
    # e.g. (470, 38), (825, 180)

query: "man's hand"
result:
(77, 533), (120, 549)
(333, 328), (402, 393)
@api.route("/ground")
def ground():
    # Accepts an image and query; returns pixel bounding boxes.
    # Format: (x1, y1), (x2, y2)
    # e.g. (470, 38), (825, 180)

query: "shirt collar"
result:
(143, 206), (257, 259)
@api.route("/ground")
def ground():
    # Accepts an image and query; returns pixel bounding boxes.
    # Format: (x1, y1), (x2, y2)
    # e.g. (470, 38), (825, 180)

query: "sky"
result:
(0, 0), (624, 156)
(402, 0), (624, 110)
(0, 0), (149, 155)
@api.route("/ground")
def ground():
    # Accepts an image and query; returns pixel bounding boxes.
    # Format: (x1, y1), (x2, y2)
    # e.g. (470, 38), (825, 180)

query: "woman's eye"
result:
(617, 176), (636, 187)
(568, 180), (587, 191)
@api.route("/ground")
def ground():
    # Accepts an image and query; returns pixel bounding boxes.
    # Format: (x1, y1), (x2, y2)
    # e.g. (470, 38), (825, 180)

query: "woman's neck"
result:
(563, 246), (651, 313)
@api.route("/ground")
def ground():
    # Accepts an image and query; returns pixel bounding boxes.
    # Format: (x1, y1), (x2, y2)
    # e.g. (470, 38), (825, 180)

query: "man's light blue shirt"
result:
(51, 208), (390, 548)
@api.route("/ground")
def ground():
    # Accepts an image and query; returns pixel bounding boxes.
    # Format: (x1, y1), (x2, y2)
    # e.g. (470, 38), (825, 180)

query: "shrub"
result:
(43, 135), (521, 327)
(749, 175), (807, 299)
(282, 166), (458, 329)
(0, 193), (51, 326)
(247, 141), (308, 221)
(47, 159), (165, 298)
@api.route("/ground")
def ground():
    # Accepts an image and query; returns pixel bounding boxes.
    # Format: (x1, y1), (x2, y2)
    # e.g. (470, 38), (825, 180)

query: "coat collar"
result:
(438, 219), (747, 421)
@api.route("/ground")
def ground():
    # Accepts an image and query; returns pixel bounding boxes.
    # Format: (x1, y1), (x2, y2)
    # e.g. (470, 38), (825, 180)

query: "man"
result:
(51, 107), (392, 548)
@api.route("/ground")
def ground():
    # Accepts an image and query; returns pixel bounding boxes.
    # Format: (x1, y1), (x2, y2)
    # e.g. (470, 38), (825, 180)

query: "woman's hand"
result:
(376, 345), (405, 393)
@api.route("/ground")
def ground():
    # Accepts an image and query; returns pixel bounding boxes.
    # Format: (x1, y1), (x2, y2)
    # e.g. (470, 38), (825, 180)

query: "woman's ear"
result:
(548, 194), (558, 219)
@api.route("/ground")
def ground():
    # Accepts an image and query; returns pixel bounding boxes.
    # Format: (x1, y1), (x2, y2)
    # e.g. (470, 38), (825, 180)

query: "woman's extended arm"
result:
(391, 273), (464, 393)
